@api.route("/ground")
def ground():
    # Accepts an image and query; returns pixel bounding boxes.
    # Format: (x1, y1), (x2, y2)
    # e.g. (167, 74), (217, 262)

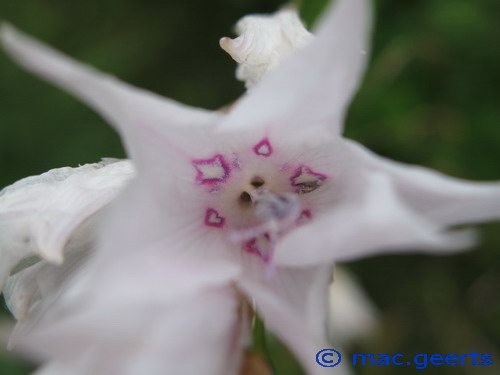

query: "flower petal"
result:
(218, 0), (371, 135)
(238, 275), (353, 375)
(329, 267), (377, 345)
(274, 172), (476, 266)
(0, 159), (134, 292)
(269, 265), (332, 341)
(4, 224), (93, 350)
(10, 193), (244, 373)
(18, 286), (242, 375)
(0, 24), (223, 171)
(345, 140), (500, 226)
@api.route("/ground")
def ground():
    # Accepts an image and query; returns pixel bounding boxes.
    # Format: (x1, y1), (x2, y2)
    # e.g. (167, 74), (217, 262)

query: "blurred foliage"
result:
(0, 0), (499, 374)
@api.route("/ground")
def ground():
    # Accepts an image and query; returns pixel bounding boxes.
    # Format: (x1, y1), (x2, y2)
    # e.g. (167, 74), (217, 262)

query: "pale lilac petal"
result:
(0, 160), (134, 292)
(7, 173), (244, 363)
(238, 277), (326, 375)
(5, 223), (93, 348)
(268, 265), (332, 341)
(3, 171), (237, 349)
(239, 251), (331, 341)
(218, 0), (371, 135)
(238, 275), (353, 375)
(0, 25), (223, 170)
(33, 350), (100, 375)
(11, 202), (244, 374)
(275, 172), (476, 266)
(345, 140), (500, 226)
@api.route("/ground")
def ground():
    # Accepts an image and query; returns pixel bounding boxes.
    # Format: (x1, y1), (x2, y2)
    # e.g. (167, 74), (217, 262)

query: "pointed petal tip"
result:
(440, 227), (478, 252)
(219, 36), (243, 63)
(0, 22), (16, 46)
(36, 234), (66, 265)
(40, 249), (65, 265)
(219, 36), (229, 47)
(0, 23), (30, 54)
(219, 37), (231, 53)
(0, 22), (50, 73)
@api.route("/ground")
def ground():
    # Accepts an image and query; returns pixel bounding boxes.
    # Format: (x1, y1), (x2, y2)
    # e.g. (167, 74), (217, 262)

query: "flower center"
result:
(193, 137), (328, 262)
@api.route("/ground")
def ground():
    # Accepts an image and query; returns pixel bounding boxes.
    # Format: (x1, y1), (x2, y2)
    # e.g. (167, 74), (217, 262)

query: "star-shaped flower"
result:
(1, 0), (499, 374)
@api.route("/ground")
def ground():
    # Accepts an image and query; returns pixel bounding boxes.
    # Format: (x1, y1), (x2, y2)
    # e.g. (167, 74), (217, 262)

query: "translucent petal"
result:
(275, 172), (476, 266)
(4, 220), (94, 349)
(238, 275), (353, 375)
(345, 140), (500, 226)
(268, 265), (332, 341)
(0, 160), (134, 292)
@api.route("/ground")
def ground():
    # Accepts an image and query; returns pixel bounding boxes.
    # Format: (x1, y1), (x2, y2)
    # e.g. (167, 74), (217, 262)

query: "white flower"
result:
(1, 0), (499, 374)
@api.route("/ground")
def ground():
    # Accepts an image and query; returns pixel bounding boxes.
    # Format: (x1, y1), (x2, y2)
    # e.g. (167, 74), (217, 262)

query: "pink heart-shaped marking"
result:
(205, 208), (225, 228)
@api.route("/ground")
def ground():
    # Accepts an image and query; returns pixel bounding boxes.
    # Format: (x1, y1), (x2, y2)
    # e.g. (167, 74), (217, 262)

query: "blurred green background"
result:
(0, 0), (499, 374)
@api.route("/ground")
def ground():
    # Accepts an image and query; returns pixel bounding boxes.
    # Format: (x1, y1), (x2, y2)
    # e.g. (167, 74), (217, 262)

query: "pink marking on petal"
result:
(297, 209), (312, 225)
(231, 158), (242, 170)
(290, 166), (327, 193)
(193, 154), (230, 185)
(253, 138), (273, 157)
(204, 208), (225, 228)
(243, 237), (270, 263)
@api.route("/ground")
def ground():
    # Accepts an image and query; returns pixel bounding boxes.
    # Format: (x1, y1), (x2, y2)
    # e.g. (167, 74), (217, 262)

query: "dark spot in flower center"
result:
(239, 191), (252, 205)
(250, 176), (265, 188)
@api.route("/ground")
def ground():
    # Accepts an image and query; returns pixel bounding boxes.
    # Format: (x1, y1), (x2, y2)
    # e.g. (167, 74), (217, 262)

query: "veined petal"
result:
(0, 25), (223, 174)
(275, 172), (476, 266)
(218, 0), (371, 135)
(10, 203), (244, 373)
(0, 159), (134, 292)
(4, 220), (94, 350)
(345, 140), (500, 226)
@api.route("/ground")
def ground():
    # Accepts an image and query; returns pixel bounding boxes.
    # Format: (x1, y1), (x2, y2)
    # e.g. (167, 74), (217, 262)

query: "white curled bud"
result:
(220, 8), (313, 89)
